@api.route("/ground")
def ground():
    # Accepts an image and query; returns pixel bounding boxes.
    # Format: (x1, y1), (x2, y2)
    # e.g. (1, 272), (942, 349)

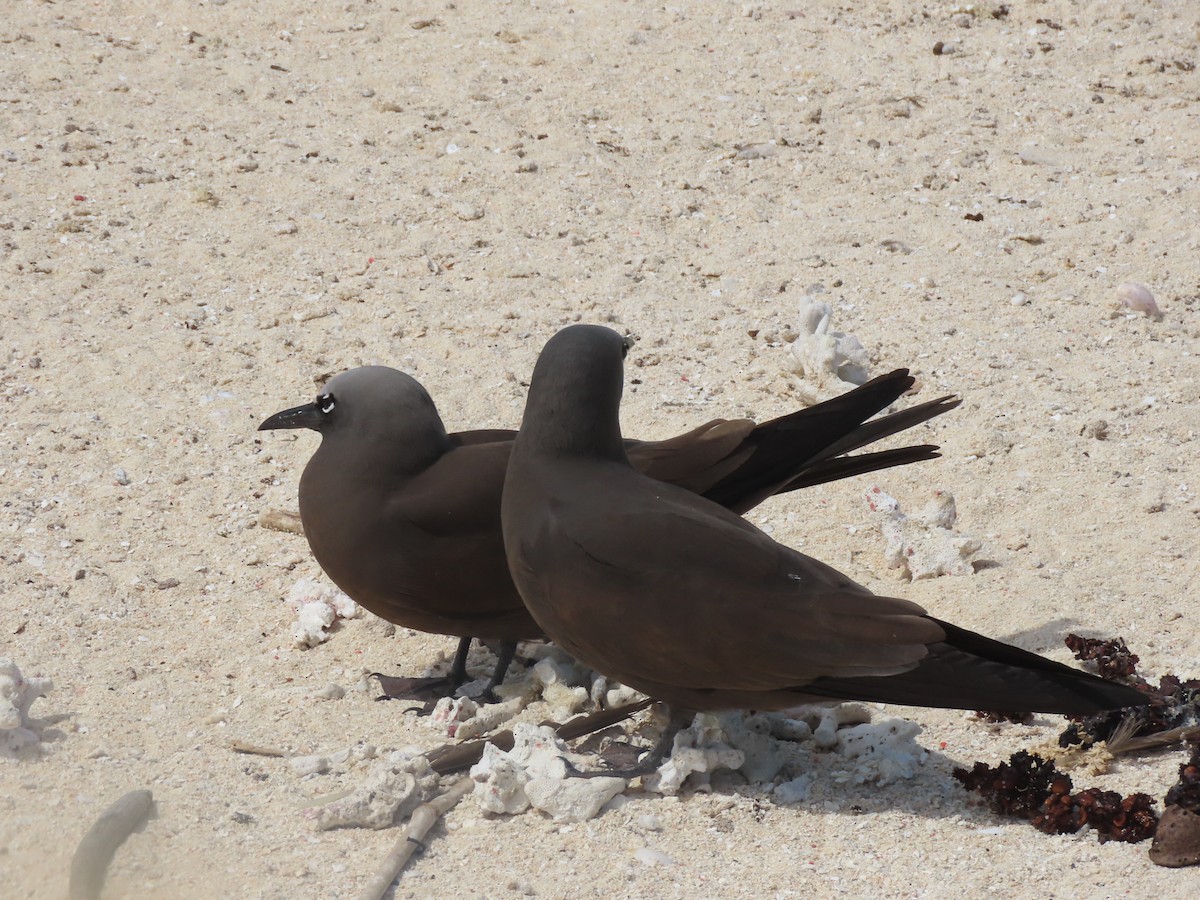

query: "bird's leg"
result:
(479, 640), (519, 704)
(569, 706), (692, 779)
(447, 636), (473, 691)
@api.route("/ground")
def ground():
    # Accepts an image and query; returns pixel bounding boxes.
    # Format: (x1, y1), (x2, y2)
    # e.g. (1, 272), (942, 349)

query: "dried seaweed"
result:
(953, 750), (1059, 819)
(1063, 634), (1140, 680)
(973, 710), (1035, 725)
(953, 751), (1158, 843)
(1164, 741), (1200, 814)
(1057, 635), (1200, 750)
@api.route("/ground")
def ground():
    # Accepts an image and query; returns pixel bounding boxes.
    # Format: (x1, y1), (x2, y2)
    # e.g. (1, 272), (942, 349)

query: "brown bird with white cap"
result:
(501, 325), (1147, 772)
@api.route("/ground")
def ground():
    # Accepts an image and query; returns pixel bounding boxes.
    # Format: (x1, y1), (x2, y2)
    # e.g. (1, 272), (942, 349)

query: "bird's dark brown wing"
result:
(451, 429), (517, 446)
(385, 439), (511, 538)
(775, 445), (942, 492)
(625, 418), (758, 493)
(510, 467), (1146, 715)
(359, 439), (537, 634)
(625, 371), (959, 515)
(509, 470), (941, 694)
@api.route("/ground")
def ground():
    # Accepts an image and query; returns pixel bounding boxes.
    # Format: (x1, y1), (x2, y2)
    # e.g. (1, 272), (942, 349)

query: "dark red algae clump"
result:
(1057, 634), (1200, 750)
(1063, 633), (1141, 680)
(1054, 788), (1158, 843)
(953, 750), (1060, 819)
(1164, 741), (1200, 813)
(953, 751), (1158, 844)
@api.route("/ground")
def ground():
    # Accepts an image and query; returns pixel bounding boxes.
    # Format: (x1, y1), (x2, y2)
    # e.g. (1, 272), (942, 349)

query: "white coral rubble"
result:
(647, 704), (925, 795)
(644, 714), (747, 795)
(832, 718), (927, 785)
(530, 657), (590, 719)
(1, 658), (53, 757)
(470, 723), (626, 822)
(426, 694), (530, 741)
(865, 486), (983, 579)
(786, 296), (871, 401)
(285, 577), (360, 648)
(309, 752), (439, 831)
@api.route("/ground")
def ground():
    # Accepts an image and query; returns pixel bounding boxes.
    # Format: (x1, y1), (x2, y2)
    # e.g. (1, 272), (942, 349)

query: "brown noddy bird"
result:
(501, 325), (1147, 770)
(260, 362), (960, 699)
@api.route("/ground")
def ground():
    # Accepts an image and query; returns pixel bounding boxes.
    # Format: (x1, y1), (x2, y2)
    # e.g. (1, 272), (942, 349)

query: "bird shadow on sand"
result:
(995, 617), (1126, 658)
(632, 736), (1072, 829)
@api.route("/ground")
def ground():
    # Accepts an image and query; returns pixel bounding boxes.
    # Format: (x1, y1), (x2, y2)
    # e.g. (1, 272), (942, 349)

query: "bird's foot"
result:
(598, 742), (648, 770)
(401, 700), (441, 718)
(565, 708), (689, 779)
(477, 687), (502, 705)
(566, 733), (679, 780)
(564, 747), (668, 780)
(370, 672), (460, 703)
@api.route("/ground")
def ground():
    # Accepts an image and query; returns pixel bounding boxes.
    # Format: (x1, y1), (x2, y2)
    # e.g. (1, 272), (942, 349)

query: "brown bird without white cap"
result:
(501, 325), (1147, 770)
(260, 360), (959, 699)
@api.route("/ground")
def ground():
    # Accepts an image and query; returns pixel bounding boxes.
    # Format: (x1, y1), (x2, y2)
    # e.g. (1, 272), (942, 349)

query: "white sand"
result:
(2, 1), (1197, 896)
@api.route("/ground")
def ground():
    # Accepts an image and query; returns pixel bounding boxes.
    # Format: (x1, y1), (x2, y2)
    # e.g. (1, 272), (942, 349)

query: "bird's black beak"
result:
(258, 401), (324, 432)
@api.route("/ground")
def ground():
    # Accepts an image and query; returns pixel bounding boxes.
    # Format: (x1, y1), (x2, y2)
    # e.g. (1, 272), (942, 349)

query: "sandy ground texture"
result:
(3, 0), (1199, 896)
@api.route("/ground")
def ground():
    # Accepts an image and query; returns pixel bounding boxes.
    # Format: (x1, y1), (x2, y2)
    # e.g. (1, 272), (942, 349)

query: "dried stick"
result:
(355, 777), (473, 900)
(427, 697), (654, 774)
(354, 699), (653, 897)
(68, 789), (155, 900)
(228, 738), (293, 757)
(259, 508), (304, 534)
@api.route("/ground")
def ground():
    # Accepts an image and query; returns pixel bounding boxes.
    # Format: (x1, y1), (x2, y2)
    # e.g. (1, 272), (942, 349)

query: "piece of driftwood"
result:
(355, 777), (473, 900)
(259, 508), (305, 534)
(427, 697), (654, 774)
(68, 789), (156, 900)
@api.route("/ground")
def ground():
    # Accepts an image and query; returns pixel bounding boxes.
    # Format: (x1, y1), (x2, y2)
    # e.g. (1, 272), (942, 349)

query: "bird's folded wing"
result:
(517, 493), (942, 693)
(625, 419), (756, 493)
(383, 441), (512, 539)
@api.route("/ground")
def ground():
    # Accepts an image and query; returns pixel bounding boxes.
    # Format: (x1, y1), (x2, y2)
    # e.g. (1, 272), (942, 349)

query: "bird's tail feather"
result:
(799, 618), (1149, 715)
(704, 370), (958, 513)
(777, 445), (942, 493)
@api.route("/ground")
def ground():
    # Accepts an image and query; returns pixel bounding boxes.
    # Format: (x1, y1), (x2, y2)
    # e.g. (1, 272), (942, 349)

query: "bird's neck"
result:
(316, 425), (451, 489)
(518, 385), (628, 463)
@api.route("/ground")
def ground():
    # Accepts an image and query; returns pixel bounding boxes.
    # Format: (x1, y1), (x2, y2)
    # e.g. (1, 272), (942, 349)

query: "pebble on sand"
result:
(1116, 282), (1163, 320)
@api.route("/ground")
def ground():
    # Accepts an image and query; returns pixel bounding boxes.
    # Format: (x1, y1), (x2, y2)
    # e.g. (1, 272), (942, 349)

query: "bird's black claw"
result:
(400, 700), (441, 718)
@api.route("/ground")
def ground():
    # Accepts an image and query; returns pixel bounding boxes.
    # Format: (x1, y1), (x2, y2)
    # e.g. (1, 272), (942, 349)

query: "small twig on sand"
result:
(427, 697), (654, 774)
(68, 789), (156, 900)
(355, 777), (473, 900)
(259, 508), (305, 534)
(228, 739), (293, 758)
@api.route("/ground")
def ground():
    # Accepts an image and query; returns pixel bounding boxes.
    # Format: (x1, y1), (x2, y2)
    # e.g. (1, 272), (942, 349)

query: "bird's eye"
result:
(318, 393), (336, 414)
(621, 336), (634, 359)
